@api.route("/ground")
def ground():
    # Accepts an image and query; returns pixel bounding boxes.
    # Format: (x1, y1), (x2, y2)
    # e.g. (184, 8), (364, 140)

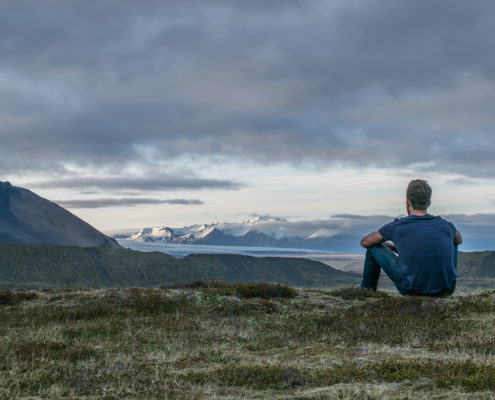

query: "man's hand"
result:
(360, 231), (384, 248)
(384, 241), (397, 253)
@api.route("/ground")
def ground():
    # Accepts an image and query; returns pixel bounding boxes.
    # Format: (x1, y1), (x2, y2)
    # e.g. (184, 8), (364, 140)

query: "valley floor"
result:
(1, 283), (495, 399)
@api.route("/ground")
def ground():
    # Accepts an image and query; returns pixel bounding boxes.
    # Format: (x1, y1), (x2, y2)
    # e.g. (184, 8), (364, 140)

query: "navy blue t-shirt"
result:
(378, 214), (457, 295)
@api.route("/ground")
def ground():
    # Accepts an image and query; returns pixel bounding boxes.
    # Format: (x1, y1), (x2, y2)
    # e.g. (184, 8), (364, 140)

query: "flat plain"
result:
(1, 283), (495, 399)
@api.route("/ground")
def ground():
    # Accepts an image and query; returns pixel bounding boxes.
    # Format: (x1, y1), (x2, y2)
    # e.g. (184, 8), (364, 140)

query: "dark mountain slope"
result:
(458, 251), (495, 278)
(179, 254), (355, 287)
(0, 243), (360, 289)
(0, 181), (120, 248)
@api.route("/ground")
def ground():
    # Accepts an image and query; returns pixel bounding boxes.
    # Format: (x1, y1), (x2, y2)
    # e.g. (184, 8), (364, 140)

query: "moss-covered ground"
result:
(1, 283), (495, 399)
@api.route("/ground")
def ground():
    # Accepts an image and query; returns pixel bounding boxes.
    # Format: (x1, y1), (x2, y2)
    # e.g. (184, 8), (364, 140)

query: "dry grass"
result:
(0, 282), (494, 399)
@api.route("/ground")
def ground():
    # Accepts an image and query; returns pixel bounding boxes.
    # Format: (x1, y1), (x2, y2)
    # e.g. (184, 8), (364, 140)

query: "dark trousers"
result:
(361, 244), (458, 295)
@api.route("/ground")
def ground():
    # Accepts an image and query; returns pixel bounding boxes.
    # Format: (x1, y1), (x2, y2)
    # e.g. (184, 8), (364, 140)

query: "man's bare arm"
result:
(360, 231), (385, 248)
(454, 230), (463, 245)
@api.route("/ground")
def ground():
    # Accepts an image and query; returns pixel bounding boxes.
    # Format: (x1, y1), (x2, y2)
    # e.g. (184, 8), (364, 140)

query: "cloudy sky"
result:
(2, 0), (495, 238)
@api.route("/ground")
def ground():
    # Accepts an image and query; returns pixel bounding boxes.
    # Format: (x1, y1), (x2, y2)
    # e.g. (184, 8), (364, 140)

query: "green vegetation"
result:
(0, 243), (359, 289)
(1, 283), (495, 399)
(1, 243), (494, 292)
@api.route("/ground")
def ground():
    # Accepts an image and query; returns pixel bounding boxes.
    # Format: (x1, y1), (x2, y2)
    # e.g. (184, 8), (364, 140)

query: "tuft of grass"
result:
(188, 365), (307, 389)
(188, 360), (495, 392)
(1, 340), (96, 364)
(212, 298), (280, 317)
(330, 287), (389, 301)
(449, 292), (495, 314)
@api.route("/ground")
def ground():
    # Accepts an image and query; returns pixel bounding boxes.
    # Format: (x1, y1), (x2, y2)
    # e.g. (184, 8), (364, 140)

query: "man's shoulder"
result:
(401, 214), (457, 233)
(386, 215), (453, 228)
(379, 217), (402, 229)
(435, 216), (457, 231)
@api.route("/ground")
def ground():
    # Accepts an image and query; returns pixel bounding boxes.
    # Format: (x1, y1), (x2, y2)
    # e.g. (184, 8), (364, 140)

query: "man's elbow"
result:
(360, 231), (383, 248)
(454, 230), (463, 245)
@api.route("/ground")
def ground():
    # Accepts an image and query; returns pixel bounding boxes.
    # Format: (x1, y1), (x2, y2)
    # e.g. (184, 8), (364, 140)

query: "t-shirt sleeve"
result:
(446, 220), (457, 237)
(438, 217), (457, 237)
(378, 220), (397, 242)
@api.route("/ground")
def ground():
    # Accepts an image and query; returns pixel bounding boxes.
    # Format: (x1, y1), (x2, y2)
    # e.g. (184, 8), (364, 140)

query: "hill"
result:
(1, 241), (492, 291)
(458, 251), (495, 277)
(0, 181), (120, 248)
(1, 284), (494, 399)
(0, 242), (359, 289)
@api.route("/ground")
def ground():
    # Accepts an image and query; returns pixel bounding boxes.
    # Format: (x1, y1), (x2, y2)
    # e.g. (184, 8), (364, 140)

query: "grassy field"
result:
(1, 283), (495, 399)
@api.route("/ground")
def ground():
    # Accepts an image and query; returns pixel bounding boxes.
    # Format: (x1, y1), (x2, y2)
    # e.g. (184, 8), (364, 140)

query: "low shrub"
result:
(162, 280), (230, 289)
(0, 290), (37, 306)
(213, 298), (279, 317)
(164, 281), (297, 299)
(233, 282), (297, 299)
(121, 288), (184, 314)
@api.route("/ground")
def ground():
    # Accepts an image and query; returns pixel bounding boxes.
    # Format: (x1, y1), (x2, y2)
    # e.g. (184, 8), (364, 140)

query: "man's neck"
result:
(410, 209), (427, 216)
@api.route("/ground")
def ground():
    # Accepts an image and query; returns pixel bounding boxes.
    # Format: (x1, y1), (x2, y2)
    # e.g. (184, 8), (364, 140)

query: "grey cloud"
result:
(1, 0), (495, 176)
(31, 176), (242, 191)
(217, 214), (395, 239)
(56, 198), (204, 209)
(330, 214), (391, 220)
(444, 178), (480, 186)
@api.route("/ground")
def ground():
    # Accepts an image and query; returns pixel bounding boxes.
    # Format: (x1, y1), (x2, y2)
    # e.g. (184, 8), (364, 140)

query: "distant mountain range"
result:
(118, 216), (363, 252)
(0, 181), (120, 248)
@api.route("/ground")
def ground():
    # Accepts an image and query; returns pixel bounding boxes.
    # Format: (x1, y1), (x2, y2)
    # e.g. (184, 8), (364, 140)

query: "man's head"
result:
(406, 179), (432, 211)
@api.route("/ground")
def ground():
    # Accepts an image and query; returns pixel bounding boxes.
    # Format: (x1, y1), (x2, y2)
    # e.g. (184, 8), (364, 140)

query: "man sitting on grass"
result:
(360, 179), (462, 296)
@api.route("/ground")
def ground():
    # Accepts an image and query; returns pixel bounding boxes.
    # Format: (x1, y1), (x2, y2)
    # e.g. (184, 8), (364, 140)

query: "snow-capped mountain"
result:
(113, 213), (495, 253)
(118, 215), (371, 252)
(128, 227), (176, 242)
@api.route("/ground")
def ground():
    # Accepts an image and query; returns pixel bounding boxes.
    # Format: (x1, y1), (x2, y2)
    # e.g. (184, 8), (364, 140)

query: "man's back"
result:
(379, 214), (457, 294)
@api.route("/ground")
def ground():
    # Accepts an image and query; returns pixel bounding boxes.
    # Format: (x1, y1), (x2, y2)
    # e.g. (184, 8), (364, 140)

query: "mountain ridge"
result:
(0, 181), (120, 248)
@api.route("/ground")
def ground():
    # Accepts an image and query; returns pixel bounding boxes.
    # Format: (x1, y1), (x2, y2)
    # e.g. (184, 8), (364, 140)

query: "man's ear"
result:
(406, 198), (412, 215)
